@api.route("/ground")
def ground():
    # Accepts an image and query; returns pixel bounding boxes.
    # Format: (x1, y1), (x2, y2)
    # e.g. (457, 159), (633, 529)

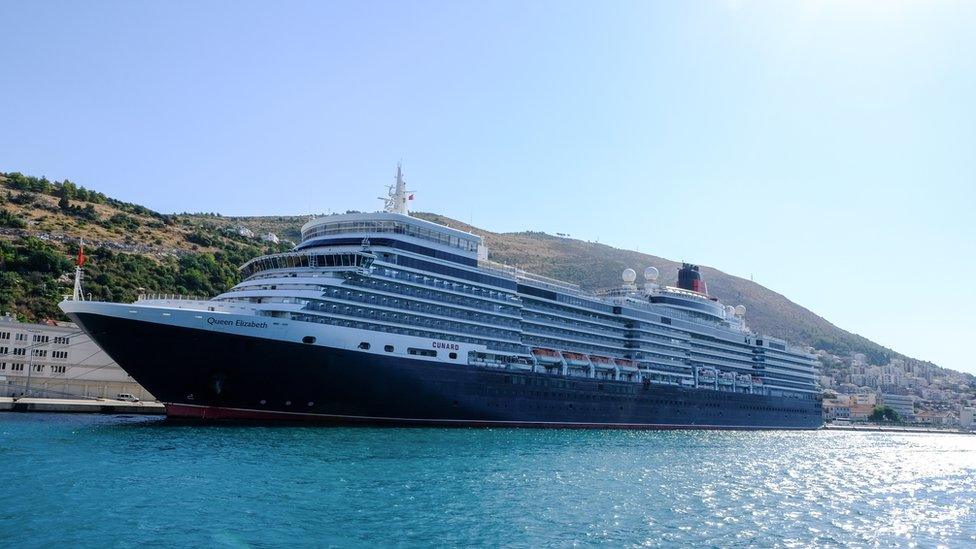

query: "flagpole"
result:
(72, 238), (85, 301)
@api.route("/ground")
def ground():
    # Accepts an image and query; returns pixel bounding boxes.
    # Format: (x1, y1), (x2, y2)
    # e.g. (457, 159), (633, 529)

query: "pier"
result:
(0, 397), (165, 415)
(824, 422), (973, 435)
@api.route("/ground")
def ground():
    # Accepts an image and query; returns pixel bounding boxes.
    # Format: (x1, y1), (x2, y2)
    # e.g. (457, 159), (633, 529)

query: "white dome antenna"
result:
(622, 268), (637, 285)
(735, 305), (746, 317)
(643, 266), (659, 282)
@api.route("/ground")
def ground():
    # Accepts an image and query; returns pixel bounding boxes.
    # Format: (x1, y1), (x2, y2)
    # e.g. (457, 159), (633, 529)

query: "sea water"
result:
(2, 414), (975, 547)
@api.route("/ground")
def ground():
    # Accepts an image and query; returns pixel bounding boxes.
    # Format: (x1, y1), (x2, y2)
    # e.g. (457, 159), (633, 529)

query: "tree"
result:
(869, 405), (902, 423)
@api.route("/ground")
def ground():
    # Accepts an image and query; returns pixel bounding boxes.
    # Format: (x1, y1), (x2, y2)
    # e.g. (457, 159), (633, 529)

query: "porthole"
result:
(260, 399), (266, 405)
(302, 336), (316, 344)
(449, 352), (458, 360)
(285, 401), (291, 406)
(384, 345), (394, 352)
(307, 401), (314, 407)
(358, 342), (371, 350)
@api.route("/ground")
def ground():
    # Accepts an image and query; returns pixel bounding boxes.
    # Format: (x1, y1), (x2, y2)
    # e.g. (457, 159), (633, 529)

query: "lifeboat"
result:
(589, 355), (616, 370)
(718, 372), (735, 385)
(561, 352), (590, 367)
(614, 358), (640, 372)
(698, 367), (717, 383)
(531, 347), (562, 365)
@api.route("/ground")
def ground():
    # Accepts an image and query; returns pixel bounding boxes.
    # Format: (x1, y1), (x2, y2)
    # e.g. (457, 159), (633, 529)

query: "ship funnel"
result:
(677, 263), (707, 294)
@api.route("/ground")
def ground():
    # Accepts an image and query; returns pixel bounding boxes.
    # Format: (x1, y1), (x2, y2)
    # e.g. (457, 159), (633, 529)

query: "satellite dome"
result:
(734, 305), (746, 316)
(643, 266), (659, 281)
(725, 305), (736, 315)
(622, 268), (637, 284)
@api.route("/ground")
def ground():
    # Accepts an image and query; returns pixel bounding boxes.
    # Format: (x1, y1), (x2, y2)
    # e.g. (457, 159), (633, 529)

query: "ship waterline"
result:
(61, 165), (822, 428)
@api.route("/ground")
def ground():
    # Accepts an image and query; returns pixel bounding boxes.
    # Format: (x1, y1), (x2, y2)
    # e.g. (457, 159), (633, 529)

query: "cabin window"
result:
(384, 345), (394, 352)
(358, 342), (371, 350)
(408, 348), (437, 357)
(302, 336), (316, 344)
(449, 352), (458, 360)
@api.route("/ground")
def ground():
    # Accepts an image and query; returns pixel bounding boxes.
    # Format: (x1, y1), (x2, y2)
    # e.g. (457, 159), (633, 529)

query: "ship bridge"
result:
(297, 163), (484, 266)
(298, 212), (481, 261)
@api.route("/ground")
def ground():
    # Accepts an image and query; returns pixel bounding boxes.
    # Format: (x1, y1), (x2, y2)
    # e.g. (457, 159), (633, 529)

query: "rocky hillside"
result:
(2, 171), (896, 365)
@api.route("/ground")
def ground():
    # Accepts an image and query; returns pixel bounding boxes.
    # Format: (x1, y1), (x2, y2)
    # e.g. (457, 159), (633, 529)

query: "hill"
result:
(0, 171), (900, 366)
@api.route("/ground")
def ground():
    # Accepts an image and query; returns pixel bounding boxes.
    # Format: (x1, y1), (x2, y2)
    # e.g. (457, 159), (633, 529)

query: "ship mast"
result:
(381, 162), (413, 215)
(71, 238), (85, 301)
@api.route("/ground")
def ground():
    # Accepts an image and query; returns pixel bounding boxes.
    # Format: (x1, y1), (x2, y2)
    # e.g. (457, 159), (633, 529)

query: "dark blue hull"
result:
(68, 312), (823, 429)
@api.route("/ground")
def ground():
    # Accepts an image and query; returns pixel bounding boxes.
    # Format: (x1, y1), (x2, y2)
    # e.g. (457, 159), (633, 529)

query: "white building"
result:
(880, 393), (915, 422)
(237, 226), (254, 238)
(261, 232), (279, 244)
(0, 315), (154, 400)
(961, 407), (976, 430)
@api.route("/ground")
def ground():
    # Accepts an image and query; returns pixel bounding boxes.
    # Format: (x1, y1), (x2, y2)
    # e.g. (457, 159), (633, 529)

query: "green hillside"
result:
(2, 171), (895, 365)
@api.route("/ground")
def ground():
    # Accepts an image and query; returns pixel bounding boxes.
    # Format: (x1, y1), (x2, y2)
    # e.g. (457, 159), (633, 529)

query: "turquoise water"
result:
(2, 414), (975, 547)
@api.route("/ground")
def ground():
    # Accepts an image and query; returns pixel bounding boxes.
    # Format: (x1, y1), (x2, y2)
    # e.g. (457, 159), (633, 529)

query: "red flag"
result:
(77, 242), (86, 267)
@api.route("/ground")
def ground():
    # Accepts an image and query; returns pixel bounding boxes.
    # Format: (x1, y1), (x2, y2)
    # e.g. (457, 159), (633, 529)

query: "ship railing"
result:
(137, 293), (210, 302)
(479, 260), (582, 293)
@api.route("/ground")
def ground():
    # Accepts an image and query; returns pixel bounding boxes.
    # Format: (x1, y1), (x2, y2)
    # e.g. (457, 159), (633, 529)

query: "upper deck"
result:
(299, 212), (482, 258)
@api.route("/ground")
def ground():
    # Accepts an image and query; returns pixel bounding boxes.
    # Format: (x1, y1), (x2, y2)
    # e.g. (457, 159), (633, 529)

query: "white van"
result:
(116, 393), (140, 402)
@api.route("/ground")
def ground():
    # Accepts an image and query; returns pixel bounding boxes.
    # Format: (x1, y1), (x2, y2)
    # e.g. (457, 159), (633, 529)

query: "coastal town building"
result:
(0, 315), (153, 400)
(880, 393), (915, 422)
(961, 407), (976, 430)
(822, 400), (850, 420)
(817, 347), (974, 425)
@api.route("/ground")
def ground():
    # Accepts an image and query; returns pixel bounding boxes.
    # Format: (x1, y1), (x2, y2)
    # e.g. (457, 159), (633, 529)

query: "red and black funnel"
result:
(677, 263), (707, 294)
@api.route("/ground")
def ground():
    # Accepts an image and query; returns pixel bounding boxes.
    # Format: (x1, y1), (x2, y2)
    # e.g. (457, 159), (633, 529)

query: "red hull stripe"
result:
(164, 403), (816, 430)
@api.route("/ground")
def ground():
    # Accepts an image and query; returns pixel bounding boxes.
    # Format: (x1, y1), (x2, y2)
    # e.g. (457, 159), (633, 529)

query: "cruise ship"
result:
(60, 166), (823, 428)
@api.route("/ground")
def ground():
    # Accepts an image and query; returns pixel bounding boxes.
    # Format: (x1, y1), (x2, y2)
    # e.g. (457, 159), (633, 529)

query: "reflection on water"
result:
(1, 414), (974, 547)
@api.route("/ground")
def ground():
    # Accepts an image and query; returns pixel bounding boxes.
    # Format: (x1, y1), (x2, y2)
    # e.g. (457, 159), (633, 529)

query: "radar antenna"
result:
(380, 161), (414, 215)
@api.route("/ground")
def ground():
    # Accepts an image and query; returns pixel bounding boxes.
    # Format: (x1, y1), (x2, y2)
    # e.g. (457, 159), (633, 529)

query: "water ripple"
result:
(1, 415), (975, 547)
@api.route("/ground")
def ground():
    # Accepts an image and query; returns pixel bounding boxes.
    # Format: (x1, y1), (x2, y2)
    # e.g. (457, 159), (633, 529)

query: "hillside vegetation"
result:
(2, 171), (896, 365)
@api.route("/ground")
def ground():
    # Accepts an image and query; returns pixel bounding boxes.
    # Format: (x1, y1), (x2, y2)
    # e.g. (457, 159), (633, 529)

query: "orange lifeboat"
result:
(561, 352), (590, 366)
(589, 355), (615, 369)
(614, 358), (639, 371)
(531, 347), (562, 364)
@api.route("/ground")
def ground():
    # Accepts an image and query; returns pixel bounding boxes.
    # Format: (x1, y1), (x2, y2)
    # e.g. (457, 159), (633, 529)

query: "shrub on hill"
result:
(0, 236), (261, 321)
(0, 208), (27, 229)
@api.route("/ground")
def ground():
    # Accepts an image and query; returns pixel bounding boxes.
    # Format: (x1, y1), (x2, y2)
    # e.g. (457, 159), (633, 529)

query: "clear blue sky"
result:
(2, 1), (974, 373)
